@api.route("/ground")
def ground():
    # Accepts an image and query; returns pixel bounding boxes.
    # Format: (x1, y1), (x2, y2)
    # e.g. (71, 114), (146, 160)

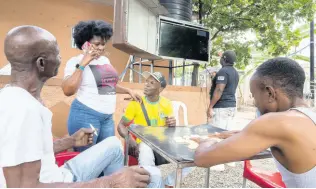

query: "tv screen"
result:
(158, 21), (209, 62)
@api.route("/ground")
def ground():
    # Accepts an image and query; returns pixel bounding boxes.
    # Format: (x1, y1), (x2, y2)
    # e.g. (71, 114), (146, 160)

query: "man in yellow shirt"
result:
(118, 71), (176, 154)
(118, 72), (193, 187)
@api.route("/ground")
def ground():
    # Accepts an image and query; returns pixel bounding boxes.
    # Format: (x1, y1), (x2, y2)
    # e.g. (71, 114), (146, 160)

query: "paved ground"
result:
(159, 109), (278, 188)
(160, 159), (277, 188)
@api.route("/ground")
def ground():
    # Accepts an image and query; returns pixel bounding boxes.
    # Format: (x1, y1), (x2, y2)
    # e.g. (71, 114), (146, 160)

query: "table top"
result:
(128, 124), (271, 165)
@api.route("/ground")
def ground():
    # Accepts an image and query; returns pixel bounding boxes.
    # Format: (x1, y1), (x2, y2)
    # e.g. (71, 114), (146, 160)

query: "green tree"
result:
(193, 0), (316, 69)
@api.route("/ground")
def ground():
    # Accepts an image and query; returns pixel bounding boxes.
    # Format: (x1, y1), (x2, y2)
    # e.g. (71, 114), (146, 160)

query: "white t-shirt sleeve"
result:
(64, 56), (80, 79)
(0, 105), (44, 167)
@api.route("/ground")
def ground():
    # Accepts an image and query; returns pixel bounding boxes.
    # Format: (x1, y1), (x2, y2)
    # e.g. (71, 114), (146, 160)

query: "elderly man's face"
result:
(41, 41), (61, 78)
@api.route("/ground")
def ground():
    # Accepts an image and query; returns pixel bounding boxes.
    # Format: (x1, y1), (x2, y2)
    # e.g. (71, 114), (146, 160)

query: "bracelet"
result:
(76, 63), (85, 71)
(79, 65), (85, 71)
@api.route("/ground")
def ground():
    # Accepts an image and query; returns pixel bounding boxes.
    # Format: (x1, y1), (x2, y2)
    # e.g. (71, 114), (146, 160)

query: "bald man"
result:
(0, 26), (157, 188)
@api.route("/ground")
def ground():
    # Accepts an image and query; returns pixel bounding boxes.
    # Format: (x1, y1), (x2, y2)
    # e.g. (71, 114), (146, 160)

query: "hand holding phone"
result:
(80, 42), (100, 66)
(82, 41), (91, 53)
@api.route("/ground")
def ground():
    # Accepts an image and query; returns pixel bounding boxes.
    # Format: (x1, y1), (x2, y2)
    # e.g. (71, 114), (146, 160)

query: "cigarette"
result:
(90, 124), (98, 136)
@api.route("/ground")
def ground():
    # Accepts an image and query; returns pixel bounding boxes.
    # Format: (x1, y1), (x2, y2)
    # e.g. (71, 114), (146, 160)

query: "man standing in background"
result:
(207, 50), (239, 129)
(206, 50), (239, 170)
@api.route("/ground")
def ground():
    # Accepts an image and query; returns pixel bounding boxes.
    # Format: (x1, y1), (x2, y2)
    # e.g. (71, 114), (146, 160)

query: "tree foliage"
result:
(193, 0), (316, 69)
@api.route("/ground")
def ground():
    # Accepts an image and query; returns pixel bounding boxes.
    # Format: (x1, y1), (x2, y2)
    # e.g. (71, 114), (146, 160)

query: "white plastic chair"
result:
(171, 101), (188, 126)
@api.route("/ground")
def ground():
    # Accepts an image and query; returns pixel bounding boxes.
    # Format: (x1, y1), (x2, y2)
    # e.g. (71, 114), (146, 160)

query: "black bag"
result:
(140, 103), (169, 166)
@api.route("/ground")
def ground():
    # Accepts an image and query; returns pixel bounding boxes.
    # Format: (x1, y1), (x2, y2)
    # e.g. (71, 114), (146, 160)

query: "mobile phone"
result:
(82, 41), (91, 53)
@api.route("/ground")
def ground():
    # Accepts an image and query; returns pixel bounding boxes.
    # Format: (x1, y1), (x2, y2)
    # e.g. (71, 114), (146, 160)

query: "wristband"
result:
(76, 64), (85, 71)
(79, 65), (85, 71)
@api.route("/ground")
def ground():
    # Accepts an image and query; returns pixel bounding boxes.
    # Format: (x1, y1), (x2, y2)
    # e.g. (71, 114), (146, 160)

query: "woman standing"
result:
(62, 20), (141, 152)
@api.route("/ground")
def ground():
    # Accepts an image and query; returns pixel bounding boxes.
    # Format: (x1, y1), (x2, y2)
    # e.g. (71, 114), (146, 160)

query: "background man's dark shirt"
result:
(210, 66), (239, 108)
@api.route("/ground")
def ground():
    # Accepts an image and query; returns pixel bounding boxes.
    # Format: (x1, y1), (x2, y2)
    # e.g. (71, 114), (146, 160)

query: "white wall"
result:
(127, 0), (157, 54)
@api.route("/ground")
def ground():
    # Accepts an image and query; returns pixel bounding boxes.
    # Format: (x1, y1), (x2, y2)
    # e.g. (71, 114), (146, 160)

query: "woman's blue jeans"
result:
(68, 99), (115, 152)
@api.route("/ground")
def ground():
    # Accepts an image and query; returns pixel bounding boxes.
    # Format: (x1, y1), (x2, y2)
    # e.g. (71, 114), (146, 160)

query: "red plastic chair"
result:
(54, 147), (138, 167)
(128, 155), (138, 166)
(124, 120), (139, 166)
(53, 135), (137, 167)
(55, 152), (80, 167)
(124, 133), (139, 166)
(243, 160), (286, 188)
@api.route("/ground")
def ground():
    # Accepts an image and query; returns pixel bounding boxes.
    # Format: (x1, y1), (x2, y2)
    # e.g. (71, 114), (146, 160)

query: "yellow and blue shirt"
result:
(123, 96), (173, 143)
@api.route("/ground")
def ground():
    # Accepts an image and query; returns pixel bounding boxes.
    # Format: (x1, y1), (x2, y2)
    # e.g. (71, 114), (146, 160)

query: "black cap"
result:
(222, 50), (237, 64)
(142, 71), (167, 88)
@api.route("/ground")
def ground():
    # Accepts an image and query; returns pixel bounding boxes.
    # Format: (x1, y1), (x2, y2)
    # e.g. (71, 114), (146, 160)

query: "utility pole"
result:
(310, 19), (314, 105)
(198, 0), (202, 24)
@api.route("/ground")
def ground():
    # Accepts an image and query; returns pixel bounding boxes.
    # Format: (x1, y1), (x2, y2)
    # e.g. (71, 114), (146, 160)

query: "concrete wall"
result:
(0, 81), (209, 140)
(51, 82), (209, 139)
(48, 82), (208, 140)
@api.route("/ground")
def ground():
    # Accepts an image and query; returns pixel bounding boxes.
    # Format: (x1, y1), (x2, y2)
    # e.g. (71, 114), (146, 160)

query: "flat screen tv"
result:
(158, 18), (210, 62)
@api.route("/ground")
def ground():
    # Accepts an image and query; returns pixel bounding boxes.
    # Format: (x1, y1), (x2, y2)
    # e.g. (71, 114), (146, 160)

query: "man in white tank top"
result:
(194, 57), (316, 188)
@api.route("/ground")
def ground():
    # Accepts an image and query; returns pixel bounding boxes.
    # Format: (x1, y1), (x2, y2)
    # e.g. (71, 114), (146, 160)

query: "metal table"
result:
(125, 124), (271, 188)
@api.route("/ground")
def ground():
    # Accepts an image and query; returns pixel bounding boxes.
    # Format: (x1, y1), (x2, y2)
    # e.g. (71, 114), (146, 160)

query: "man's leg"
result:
(164, 167), (195, 187)
(224, 107), (237, 167)
(209, 108), (226, 171)
(210, 108), (237, 170)
(225, 107), (237, 131)
(212, 108), (237, 168)
(142, 166), (164, 188)
(138, 142), (156, 166)
(212, 107), (237, 130)
(255, 108), (261, 118)
(93, 114), (115, 177)
(138, 142), (164, 188)
(64, 136), (124, 182)
(212, 108), (228, 129)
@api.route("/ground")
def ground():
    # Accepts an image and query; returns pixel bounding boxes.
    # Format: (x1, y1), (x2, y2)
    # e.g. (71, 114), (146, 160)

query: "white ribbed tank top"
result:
(272, 107), (316, 188)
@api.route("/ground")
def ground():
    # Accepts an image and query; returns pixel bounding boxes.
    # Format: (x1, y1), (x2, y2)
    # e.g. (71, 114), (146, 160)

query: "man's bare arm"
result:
(117, 118), (130, 139)
(53, 136), (75, 154)
(208, 130), (241, 139)
(194, 114), (283, 167)
(209, 84), (226, 108)
(3, 160), (111, 188)
(117, 118), (139, 157)
(116, 84), (131, 94)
